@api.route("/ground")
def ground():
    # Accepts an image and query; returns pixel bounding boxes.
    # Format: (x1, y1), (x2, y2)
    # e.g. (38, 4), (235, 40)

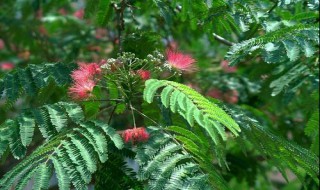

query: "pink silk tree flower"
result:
(166, 49), (196, 72)
(224, 89), (239, 104)
(207, 89), (223, 100)
(137, 69), (151, 80)
(73, 9), (84, 19)
(122, 127), (150, 144)
(0, 62), (15, 71)
(220, 60), (237, 73)
(71, 63), (101, 82)
(68, 80), (96, 100)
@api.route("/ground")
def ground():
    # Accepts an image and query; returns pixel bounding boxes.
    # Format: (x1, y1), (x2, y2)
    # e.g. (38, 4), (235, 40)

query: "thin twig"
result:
(212, 33), (234, 46)
(132, 106), (158, 125)
(267, 1), (278, 13)
(115, 0), (126, 53)
(108, 104), (118, 125)
(129, 103), (136, 128)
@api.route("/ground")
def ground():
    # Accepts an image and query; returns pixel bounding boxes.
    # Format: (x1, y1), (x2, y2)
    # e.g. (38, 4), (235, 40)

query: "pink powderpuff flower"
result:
(207, 89), (223, 100)
(73, 9), (84, 19)
(68, 80), (96, 100)
(220, 60), (237, 73)
(137, 69), (151, 80)
(122, 127), (150, 144)
(0, 62), (15, 71)
(166, 49), (196, 71)
(71, 63), (101, 82)
(0, 39), (4, 50)
(224, 90), (239, 104)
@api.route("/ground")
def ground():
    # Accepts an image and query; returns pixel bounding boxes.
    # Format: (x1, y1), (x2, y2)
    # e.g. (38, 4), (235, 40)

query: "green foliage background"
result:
(0, 0), (319, 189)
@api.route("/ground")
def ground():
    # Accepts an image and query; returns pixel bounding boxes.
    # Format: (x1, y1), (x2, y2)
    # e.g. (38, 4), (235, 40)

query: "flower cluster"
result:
(137, 69), (151, 80)
(122, 127), (150, 144)
(68, 62), (102, 100)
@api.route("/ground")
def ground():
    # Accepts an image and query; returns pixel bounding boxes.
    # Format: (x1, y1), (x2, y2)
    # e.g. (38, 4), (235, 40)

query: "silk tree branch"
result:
(212, 33), (234, 46)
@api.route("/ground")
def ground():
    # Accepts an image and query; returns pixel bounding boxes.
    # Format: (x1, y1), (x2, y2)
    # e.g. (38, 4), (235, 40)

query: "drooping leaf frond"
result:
(165, 126), (230, 189)
(226, 24), (319, 65)
(269, 60), (318, 96)
(94, 153), (143, 190)
(143, 79), (240, 146)
(223, 104), (320, 185)
(0, 102), (84, 159)
(0, 119), (123, 190)
(136, 127), (214, 190)
(305, 91), (319, 156)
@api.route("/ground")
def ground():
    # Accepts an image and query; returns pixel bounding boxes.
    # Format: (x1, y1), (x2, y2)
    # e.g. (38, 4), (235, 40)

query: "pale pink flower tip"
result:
(68, 80), (96, 100)
(122, 127), (150, 144)
(166, 49), (196, 71)
(137, 69), (151, 80)
(71, 63), (101, 82)
(0, 62), (15, 71)
(73, 9), (84, 19)
(220, 60), (237, 73)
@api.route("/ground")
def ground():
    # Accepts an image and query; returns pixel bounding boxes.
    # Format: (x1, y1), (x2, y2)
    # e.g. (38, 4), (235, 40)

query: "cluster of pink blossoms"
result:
(68, 63), (102, 100)
(122, 127), (150, 144)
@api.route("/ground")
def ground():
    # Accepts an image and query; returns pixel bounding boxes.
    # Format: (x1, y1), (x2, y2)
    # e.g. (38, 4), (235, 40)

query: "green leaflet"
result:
(18, 113), (35, 147)
(33, 165), (52, 190)
(91, 120), (124, 150)
(52, 156), (71, 190)
(96, 0), (112, 26)
(143, 79), (240, 145)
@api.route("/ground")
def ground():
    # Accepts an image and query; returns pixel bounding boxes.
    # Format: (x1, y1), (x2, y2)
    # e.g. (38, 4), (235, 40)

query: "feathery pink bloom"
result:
(73, 9), (84, 19)
(71, 63), (101, 82)
(207, 89), (223, 100)
(137, 69), (151, 80)
(224, 90), (239, 104)
(68, 80), (96, 100)
(220, 60), (237, 73)
(122, 127), (150, 144)
(0, 62), (15, 71)
(166, 49), (196, 71)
